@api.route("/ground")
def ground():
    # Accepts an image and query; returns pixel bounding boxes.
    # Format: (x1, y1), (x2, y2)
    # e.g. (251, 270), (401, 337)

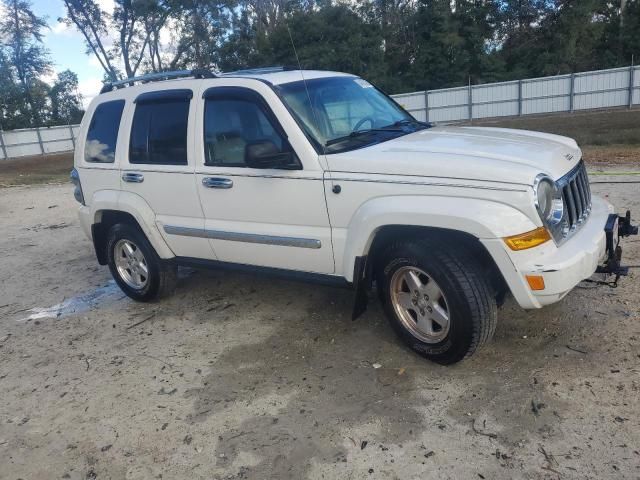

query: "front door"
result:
(194, 85), (334, 274)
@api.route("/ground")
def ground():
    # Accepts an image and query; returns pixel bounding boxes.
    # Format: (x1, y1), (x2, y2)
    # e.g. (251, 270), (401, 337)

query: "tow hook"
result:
(619, 210), (639, 237)
(595, 210), (638, 283)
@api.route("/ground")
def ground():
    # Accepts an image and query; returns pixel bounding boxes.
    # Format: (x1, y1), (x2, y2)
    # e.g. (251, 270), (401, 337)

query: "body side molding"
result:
(163, 225), (322, 249)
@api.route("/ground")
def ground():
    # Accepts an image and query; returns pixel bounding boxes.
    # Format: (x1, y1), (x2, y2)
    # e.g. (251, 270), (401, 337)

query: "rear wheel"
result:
(377, 238), (497, 364)
(106, 223), (177, 301)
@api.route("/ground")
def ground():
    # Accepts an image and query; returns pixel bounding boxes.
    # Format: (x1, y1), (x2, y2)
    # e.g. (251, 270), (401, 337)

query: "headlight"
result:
(534, 174), (563, 226)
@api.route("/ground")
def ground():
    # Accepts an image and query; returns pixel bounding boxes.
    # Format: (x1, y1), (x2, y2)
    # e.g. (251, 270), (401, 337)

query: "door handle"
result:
(202, 177), (233, 189)
(122, 172), (144, 183)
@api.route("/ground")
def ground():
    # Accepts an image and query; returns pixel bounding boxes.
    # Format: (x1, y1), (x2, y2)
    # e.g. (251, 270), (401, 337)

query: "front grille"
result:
(559, 160), (591, 232)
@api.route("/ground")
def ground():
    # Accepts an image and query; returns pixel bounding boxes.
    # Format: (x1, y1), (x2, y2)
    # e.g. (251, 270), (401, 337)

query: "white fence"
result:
(391, 65), (640, 123)
(1, 65), (639, 160)
(0, 124), (80, 160)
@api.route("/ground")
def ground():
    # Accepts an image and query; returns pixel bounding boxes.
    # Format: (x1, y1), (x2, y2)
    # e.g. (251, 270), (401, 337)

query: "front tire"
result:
(106, 223), (177, 302)
(377, 238), (497, 364)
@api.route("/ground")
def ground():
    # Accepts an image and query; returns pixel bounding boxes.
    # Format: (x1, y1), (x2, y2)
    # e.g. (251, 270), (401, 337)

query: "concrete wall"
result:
(0, 125), (79, 160)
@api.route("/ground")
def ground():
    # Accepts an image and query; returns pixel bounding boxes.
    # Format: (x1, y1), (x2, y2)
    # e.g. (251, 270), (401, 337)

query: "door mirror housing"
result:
(245, 141), (296, 169)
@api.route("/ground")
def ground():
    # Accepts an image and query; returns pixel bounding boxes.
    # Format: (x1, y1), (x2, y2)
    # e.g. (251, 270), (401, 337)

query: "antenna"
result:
(285, 24), (330, 165)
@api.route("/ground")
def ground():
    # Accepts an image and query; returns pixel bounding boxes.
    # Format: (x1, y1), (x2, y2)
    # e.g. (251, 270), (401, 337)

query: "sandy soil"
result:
(0, 179), (639, 480)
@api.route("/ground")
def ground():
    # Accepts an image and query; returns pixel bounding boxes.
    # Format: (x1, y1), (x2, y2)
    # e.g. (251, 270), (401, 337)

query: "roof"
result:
(99, 67), (356, 94)
(223, 69), (355, 85)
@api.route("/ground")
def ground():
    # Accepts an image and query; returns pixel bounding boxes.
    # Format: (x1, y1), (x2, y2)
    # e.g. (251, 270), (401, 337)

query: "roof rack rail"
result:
(100, 69), (217, 94)
(221, 66), (298, 76)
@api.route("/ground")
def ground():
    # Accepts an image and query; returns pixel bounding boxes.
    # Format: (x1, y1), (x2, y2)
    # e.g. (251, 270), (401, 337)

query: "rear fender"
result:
(89, 190), (175, 260)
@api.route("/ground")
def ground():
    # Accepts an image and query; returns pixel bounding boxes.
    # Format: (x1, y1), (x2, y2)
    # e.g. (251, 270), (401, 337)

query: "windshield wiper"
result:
(383, 119), (432, 129)
(325, 127), (404, 147)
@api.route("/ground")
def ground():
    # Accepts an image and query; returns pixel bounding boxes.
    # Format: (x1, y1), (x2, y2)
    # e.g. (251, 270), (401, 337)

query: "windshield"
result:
(276, 76), (427, 153)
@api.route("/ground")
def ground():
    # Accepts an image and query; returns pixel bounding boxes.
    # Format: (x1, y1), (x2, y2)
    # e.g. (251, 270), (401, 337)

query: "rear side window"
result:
(84, 100), (125, 163)
(130, 90), (191, 165)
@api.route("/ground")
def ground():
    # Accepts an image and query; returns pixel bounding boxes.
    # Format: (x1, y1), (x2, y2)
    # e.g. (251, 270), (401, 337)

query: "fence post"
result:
(35, 127), (45, 155)
(0, 130), (7, 160)
(629, 64), (635, 109)
(518, 80), (523, 116)
(68, 125), (76, 149)
(424, 90), (430, 123)
(569, 73), (575, 113)
(467, 79), (473, 122)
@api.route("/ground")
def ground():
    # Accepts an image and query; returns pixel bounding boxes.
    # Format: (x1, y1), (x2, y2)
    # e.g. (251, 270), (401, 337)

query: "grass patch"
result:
(464, 108), (640, 147)
(0, 152), (73, 186)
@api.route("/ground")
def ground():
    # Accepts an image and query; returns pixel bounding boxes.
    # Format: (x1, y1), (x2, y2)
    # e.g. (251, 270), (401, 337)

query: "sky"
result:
(33, 0), (116, 107)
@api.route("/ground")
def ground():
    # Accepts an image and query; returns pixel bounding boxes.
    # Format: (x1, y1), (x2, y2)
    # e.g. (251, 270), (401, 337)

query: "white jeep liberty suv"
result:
(71, 67), (637, 364)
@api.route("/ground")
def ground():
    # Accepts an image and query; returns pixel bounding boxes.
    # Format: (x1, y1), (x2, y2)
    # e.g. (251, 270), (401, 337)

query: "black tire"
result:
(376, 238), (497, 365)
(106, 223), (177, 302)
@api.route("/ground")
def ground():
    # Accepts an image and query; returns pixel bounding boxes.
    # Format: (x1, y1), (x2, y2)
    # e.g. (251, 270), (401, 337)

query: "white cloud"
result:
(51, 21), (75, 36)
(79, 77), (104, 108)
(88, 54), (103, 70)
(40, 70), (57, 86)
(97, 0), (115, 14)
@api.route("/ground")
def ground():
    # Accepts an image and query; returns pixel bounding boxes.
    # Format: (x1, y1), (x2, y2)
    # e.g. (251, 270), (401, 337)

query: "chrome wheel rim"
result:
(390, 266), (450, 343)
(114, 239), (149, 289)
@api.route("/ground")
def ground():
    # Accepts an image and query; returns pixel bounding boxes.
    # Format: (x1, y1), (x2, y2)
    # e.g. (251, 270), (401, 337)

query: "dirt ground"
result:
(0, 153), (73, 187)
(0, 171), (639, 479)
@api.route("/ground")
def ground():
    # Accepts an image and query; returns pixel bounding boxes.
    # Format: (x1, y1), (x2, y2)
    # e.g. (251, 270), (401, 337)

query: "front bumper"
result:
(483, 195), (636, 309)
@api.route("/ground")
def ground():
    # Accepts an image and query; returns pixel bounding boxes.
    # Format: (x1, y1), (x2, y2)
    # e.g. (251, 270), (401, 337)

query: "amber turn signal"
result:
(503, 227), (551, 251)
(525, 275), (546, 291)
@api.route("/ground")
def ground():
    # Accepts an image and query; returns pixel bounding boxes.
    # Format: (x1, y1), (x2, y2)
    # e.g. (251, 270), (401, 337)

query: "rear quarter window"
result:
(84, 100), (125, 163)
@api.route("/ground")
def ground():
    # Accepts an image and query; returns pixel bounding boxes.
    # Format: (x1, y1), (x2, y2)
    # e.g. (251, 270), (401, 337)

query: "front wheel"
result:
(106, 223), (177, 302)
(377, 238), (497, 364)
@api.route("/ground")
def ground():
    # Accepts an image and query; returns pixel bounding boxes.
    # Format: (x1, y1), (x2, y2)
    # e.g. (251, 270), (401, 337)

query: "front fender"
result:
(341, 195), (537, 281)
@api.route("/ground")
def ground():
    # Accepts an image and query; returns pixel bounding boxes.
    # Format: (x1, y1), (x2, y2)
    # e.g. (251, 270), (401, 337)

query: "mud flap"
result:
(352, 255), (370, 320)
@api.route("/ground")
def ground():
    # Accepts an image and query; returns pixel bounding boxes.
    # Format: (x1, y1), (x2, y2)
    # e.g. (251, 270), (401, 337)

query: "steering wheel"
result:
(353, 116), (375, 131)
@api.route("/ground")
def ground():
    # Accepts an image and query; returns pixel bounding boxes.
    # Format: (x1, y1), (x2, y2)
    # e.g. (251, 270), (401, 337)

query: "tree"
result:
(0, 0), (52, 126)
(0, 50), (29, 130)
(61, 0), (235, 79)
(49, 70), (84, 125)
(242, 5), (389, 86)
(163, 0), (234, 71)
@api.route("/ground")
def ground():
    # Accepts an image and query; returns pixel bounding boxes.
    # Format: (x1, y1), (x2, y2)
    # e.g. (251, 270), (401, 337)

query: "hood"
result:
(326, 126), (582, 186)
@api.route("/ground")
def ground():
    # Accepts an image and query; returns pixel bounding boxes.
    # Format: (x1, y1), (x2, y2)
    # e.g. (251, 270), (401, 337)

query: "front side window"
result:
(84, 100), (125, 163)
(277, 76), (428, 154)
(130, 91), (191, 165)
(203, 87), (297, 168)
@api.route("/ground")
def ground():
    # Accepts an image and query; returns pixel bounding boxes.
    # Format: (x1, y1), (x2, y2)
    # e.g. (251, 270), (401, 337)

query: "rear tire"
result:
(376, 238), (497, 364)
(106, 223), (177, 302)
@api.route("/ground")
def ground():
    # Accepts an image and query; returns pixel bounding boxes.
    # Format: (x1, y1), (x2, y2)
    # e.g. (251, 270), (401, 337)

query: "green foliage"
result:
(216, 0), (639, 93)
(6, 0), (640, 130)
(0, 0), (84, 129)
(50, 70), (84, 125)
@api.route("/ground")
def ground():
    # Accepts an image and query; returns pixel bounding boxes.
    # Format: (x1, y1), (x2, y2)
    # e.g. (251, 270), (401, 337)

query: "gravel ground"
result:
(0, 176), (638, 480)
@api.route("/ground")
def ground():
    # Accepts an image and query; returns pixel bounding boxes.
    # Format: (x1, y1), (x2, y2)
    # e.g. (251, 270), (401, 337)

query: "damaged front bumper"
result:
(482, 196), (637, 309)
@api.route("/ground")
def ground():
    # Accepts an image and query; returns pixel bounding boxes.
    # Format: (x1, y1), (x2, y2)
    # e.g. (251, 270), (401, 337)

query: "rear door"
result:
(119, 82), (215, 260)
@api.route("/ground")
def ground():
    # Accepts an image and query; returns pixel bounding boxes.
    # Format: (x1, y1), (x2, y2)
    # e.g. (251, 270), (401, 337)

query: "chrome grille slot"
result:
(558, 160), (591, 234)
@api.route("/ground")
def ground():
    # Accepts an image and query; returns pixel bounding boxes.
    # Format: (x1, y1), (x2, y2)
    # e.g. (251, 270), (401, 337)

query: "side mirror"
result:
(245, 140), (294, 169)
